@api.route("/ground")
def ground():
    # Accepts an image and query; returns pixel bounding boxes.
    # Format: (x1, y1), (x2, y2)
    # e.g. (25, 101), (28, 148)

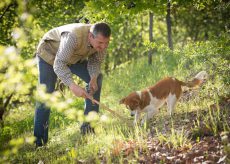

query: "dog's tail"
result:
(180, 71), (208, 88)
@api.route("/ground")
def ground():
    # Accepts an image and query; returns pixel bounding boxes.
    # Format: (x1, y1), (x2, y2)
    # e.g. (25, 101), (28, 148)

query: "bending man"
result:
(34, 22), (111, 147)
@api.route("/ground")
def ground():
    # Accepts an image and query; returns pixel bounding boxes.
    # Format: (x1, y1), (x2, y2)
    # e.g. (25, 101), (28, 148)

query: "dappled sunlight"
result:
(0, 0), (229, 163)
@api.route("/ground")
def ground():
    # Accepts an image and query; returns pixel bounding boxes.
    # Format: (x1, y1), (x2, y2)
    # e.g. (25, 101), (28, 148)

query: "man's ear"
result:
(119, 97), (126, 104)
(89, 32), (95, 39)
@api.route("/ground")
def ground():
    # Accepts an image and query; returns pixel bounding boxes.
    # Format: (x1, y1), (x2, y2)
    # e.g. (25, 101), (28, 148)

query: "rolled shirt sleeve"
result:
(53, 32), (77, 86)
(87, 51), (106, 79)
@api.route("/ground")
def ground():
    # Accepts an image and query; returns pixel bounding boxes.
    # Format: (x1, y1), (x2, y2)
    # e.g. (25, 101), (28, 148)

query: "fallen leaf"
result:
(166, 156), (176, 160)
(217, 155), (227, 163)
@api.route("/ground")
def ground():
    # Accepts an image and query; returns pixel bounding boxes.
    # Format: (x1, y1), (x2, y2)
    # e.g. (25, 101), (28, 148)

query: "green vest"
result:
(37, 23), (97, 65)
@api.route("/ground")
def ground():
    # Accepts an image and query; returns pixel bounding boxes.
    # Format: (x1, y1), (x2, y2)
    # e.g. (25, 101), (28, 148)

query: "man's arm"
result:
(87, 51), (106, 94)
(53, 32), (89, 98)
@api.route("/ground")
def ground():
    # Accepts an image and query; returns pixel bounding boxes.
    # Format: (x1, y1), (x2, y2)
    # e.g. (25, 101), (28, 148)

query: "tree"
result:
(166, 0), (173, 50)
(148, 12), (154, 65)
(0, 46), (37, 125)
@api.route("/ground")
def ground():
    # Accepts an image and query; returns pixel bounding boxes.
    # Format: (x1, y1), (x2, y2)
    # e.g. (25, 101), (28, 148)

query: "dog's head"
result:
(119, 92), (141, 116)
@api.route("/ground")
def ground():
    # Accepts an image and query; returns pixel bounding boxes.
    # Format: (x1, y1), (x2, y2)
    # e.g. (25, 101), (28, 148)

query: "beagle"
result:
(120, 71), (208, 125)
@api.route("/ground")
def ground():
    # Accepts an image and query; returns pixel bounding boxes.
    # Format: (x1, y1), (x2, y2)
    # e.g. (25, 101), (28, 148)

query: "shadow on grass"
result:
(148, 96), (230, 140)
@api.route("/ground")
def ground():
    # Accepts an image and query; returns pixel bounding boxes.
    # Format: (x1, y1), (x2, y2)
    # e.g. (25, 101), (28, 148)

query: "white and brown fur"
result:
(120, 71), (208, 125)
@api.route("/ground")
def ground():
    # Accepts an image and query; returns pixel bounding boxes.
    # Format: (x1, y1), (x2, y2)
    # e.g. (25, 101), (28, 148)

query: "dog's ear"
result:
(119, 97), (126, 104)
(132, 99), (140, 108)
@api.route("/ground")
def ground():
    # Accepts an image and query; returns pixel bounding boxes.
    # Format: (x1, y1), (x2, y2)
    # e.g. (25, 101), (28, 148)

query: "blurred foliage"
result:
(0, 45), (37, 120)
(0, 0), (229, 163)
(1, 0), (229, 67)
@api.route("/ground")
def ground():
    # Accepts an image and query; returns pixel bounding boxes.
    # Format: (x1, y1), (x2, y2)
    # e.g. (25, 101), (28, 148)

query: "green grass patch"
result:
(1, 38), (229, 163)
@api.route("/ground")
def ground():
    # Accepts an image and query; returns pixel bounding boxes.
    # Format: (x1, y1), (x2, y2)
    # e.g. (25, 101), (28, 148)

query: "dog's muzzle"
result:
(130, 111), (135, 117)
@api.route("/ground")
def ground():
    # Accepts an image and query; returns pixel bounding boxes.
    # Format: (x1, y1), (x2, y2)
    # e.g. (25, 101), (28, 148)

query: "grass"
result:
(156, 127), (191, 149)
(0, 40), (229, 163)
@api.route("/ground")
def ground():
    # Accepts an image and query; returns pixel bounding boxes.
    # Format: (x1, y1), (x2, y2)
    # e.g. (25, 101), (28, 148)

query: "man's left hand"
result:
(89, 76), (98, 95)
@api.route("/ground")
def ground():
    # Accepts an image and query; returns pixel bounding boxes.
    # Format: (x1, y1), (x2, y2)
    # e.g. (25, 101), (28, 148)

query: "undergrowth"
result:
(0, 37), (229, 163)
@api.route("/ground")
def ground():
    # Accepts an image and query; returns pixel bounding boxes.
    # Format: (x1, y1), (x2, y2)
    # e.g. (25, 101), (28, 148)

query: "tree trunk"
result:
(124, 20), (131, 60)
(0, 93), (13, 121)
(148, 12), (153, 65)
(166, 0), (173, 50)
(141, 14), (144, 43)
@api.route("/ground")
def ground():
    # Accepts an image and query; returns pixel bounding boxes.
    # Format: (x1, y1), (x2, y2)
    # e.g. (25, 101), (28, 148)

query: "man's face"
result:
(89, 33), (110, 52)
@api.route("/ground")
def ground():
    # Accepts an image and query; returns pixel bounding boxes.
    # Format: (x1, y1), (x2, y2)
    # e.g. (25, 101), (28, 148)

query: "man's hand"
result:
(89, 76), (98, 95)
(69, 83), (89, 99)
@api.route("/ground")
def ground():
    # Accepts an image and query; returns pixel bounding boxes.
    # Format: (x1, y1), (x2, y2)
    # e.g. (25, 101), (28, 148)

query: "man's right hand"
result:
(69, 83), (90, 99)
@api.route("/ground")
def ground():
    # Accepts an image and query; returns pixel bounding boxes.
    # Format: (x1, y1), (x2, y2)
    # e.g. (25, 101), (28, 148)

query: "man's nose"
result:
(101, 44), (108, 50)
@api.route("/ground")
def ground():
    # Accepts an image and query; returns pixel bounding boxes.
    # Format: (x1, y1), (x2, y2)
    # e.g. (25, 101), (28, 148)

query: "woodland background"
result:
(0, 0), (229, 163)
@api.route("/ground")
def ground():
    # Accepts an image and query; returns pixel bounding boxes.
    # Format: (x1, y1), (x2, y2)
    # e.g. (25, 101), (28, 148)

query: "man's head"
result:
(88, 22), (111, 52)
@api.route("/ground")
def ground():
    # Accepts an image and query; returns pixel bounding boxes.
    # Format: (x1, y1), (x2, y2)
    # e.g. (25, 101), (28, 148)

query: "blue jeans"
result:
(34, 56), (102, 146)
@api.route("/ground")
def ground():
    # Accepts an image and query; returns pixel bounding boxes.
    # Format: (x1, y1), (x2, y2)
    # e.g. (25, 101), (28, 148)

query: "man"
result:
(34, 22), (111, 147)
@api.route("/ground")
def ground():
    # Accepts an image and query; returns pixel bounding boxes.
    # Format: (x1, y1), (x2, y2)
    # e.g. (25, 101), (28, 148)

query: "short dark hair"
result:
(90, 22), (111, 38)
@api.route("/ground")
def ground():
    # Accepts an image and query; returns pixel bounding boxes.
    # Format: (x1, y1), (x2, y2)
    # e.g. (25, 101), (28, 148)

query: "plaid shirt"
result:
(53, 32), (105, 86)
